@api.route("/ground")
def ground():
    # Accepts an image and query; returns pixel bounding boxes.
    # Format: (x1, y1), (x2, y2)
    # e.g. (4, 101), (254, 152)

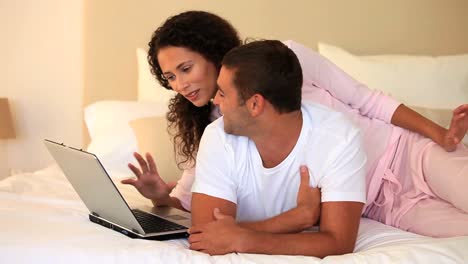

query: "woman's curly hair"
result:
(148, 11), (241, 168)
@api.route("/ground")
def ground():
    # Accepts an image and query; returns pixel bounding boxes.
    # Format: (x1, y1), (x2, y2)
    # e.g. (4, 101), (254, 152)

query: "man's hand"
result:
(236, 165), (320, 234)
(121, 152), (176, 205)
(442, 104), (468, 151)
(296, 166), (321, 228)
(189, 208), (247, 255)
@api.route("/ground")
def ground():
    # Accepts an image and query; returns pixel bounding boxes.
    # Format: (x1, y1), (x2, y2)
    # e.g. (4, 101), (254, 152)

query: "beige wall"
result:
(1, 0), (84, 175)
(1, 1), (466, 174)
(84, 0), (468, 145)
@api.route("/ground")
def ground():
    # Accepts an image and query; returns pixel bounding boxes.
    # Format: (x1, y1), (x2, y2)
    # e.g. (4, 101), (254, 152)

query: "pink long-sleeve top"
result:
(171, 40), (404, 211)
(285, 40), (404, 211)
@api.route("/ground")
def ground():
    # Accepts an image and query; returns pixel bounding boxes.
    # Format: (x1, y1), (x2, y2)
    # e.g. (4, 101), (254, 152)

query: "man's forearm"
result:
(237, 202), (362, 257)
(236, 229), (354, 257)
(189, 201), (363, 257)
(239, 206), (318, 233)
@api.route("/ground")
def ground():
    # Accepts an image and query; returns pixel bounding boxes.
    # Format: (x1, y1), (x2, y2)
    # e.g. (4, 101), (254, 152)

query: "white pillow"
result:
(136, 48), (176, 103)
(84, 100), (168, 178)
(318, 43), (468, 109)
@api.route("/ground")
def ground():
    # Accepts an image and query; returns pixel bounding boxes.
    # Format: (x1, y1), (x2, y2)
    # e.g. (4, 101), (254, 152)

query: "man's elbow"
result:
(330, 236), (356, 257)
(316, 232), (356, 258)
(334, 241), (356, 256)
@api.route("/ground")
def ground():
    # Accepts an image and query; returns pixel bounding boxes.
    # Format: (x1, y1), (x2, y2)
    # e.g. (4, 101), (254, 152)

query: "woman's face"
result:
(158, 46), (218, 107)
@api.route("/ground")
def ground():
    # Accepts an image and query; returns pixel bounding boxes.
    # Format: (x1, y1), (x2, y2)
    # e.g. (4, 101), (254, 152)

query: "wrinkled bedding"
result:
(1, 165), (467, 263)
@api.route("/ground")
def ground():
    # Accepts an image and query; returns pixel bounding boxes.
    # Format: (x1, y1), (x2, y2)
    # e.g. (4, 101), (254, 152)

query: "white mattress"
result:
(1, 165), (467, 263)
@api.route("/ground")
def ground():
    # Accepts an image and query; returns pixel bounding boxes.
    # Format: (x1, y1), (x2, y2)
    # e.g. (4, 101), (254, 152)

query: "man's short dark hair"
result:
(222, 40), (303, 113)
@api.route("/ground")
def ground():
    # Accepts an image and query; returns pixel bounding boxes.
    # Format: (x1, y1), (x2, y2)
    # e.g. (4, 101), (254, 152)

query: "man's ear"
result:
(247, 94), (265, 117)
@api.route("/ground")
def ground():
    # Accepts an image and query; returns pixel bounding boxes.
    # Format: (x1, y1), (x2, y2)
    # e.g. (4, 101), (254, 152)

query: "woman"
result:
(122, 10), (468, 237)
(122, 11), (240, 211)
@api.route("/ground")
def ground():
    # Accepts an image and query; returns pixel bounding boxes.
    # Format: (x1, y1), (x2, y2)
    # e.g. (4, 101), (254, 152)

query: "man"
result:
(189, 40), (367, 257)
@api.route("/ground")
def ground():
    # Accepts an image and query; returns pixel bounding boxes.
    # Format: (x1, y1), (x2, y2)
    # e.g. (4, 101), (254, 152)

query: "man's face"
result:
(214, 66), (252, 135)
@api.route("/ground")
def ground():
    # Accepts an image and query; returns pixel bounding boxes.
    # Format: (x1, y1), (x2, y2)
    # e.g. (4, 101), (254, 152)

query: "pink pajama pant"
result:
(364, 131), (468, 238)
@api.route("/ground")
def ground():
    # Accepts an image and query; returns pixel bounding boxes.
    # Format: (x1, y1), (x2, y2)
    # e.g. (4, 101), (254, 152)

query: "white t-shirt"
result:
(192, 102), (367, 222)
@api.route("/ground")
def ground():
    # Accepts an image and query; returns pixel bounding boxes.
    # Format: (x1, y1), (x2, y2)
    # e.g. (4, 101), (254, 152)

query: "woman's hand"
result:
(391, 104), (468, 153)
(441, 104), (468, 152)
(121, 152), (176, 206)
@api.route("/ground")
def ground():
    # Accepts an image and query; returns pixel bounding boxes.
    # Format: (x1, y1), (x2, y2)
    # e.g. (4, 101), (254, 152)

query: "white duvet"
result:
(1, 165), (467, 263)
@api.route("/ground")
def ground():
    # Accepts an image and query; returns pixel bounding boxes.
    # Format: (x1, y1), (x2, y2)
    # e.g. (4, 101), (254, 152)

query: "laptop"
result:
(44, 139), (190, 240)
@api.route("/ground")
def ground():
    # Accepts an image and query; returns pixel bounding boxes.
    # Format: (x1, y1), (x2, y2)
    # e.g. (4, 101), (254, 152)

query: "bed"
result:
(2, 40), (468, 263)
(2, 164), (468, 263)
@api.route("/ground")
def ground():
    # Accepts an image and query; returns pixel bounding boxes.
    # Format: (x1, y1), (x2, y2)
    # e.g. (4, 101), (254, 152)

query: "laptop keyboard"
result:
(132, 209), (187, 233)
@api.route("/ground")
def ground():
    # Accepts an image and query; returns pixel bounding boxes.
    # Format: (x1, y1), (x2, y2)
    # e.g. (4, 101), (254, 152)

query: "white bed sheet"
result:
(1, 165), (467, 264)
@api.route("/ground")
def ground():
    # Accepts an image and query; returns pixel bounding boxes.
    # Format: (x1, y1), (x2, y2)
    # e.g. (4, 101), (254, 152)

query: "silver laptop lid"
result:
(44, 140), (145, 235)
